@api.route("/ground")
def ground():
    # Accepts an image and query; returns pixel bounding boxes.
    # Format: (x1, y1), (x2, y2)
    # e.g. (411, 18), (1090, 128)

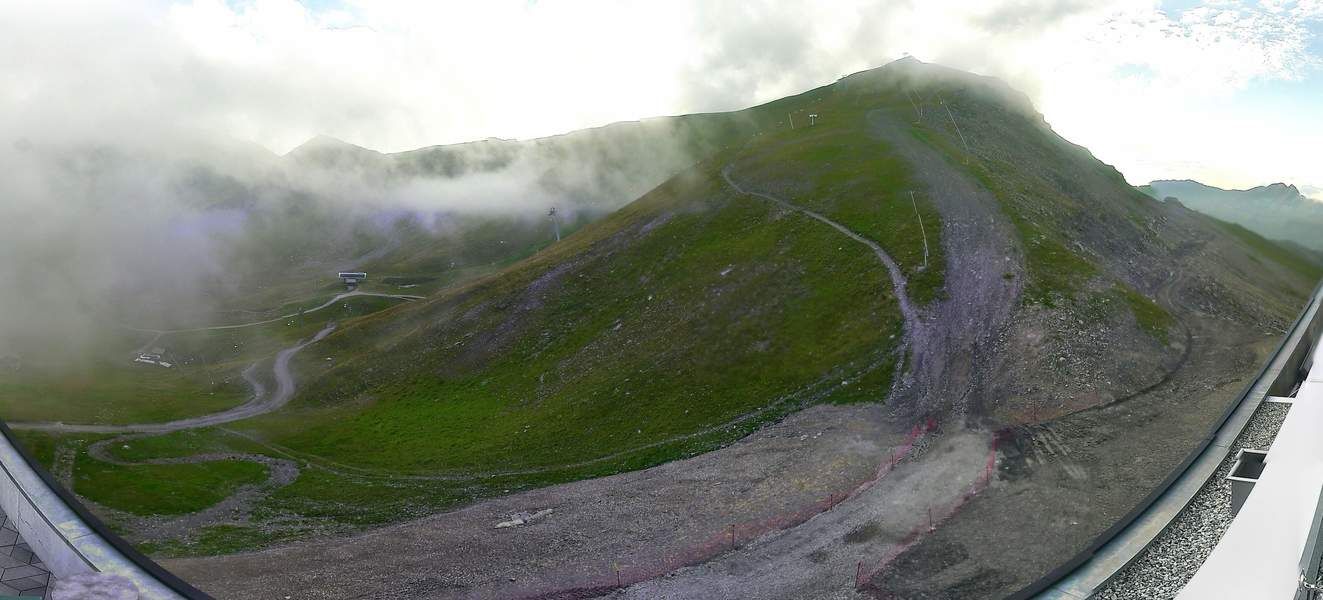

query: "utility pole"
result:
(905, 89), (923, 122)
(910, 191), (929, 270)
(788, 112), (795, 130)
(937, 95), (970, 152)
(548, 207), (561, 241)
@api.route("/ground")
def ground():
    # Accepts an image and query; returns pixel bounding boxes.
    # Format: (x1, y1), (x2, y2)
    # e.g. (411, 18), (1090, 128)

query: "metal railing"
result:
(0, 420), (210, 599)
(1298, 571), (1323, 600)
(1013, 279), (1323, 600)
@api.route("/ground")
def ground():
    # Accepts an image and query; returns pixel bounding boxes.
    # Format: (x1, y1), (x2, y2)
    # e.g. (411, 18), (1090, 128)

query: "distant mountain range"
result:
(1140, 180), (1323, 251)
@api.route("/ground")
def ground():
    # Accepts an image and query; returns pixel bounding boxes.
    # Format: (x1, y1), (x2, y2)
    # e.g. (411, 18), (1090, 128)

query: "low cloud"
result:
(0, 118), (702, 360)
(5, 1), (1319, 156)
(1, 0), (1321, 358)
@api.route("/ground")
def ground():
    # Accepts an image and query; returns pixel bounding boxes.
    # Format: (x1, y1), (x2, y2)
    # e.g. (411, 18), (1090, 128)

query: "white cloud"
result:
(1303, 184), (1323, 201)
(0, 0), (1319, 190)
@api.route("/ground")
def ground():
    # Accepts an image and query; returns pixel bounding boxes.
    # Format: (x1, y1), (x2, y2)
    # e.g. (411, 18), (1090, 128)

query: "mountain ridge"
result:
(1148, 179), (1311, 202)
(1142, 178), (1323, 251)
(163, 59), (1318, 599)
(20, 58), (1321, 600)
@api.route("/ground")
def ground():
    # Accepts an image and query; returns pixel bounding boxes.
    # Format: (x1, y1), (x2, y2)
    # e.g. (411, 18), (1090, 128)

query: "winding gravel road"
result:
(124, 291), (423, 334)
(15, 290), (423, 434)
(13, 322), (338, 434)
(8, 291), (417, 548)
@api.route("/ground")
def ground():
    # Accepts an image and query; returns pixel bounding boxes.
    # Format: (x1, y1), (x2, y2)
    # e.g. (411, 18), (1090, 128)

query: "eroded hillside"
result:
(22, 59), (1320, 599)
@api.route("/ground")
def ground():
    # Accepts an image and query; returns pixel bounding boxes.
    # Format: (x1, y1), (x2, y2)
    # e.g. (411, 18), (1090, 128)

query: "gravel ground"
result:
(610, 430), (992, 600)
(164, 403), (917, 599)
(1094, 400), (1291, 600)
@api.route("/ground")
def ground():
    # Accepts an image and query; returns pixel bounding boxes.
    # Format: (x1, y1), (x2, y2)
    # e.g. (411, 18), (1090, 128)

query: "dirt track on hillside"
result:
(721, 165), (921, 337)
(85, 435), (300, 543)
(165, 403), (912, 599)
(152, 107), (1216, 600)
(164, 110), (1028, 600)
(12, 322), (338, 435)
(124, 291), (423, 334)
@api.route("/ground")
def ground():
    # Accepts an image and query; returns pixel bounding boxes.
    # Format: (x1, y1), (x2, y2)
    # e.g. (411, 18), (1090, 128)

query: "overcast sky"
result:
(3, 0), (1320, 194)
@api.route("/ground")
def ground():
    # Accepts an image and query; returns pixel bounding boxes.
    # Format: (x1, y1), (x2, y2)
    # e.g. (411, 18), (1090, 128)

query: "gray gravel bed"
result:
(1094, 401), (1290, 600)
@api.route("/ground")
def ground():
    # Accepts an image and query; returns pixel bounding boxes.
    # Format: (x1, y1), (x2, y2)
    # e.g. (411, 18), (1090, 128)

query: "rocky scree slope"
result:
(836, 59), (1318, 599)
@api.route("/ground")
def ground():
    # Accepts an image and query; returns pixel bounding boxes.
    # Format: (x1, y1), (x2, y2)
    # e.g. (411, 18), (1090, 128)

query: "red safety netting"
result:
(512, 417), (956, 600)
(854, 428), (1005, 595)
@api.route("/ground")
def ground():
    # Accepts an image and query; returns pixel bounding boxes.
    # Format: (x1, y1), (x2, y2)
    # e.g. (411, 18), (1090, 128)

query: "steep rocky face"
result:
(838, 59), (1317, 599)
(854, 60), (1311, 425)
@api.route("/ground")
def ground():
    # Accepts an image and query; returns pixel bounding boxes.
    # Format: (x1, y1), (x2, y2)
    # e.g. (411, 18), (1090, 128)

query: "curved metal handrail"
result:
(1012, 278), (1323, 600)
(0, 419), (210, 599)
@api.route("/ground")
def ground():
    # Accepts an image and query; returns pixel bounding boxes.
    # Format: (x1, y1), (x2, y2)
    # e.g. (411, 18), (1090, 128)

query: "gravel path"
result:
(122, 291), (423, 334)
(611, 431), (993, 600)
(11, 322), (337, 434)
(164, 403), (918, 599)
(84, 434), (300, 542)
(720, 165), (920, 334)
(1094, 401), (1291, 600)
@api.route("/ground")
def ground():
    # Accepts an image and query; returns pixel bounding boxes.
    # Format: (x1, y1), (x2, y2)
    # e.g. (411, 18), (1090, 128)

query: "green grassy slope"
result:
(1209, 218), (1323, 282)
(201, 75), (947, 479)
(42, 59), (1322, 561)
(77, 455), (267, 517)
(48, 90), (949, 551)
(250, 161), (911, 475)
(0, 362), (248, 425)
(730, 119), (945, 304)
